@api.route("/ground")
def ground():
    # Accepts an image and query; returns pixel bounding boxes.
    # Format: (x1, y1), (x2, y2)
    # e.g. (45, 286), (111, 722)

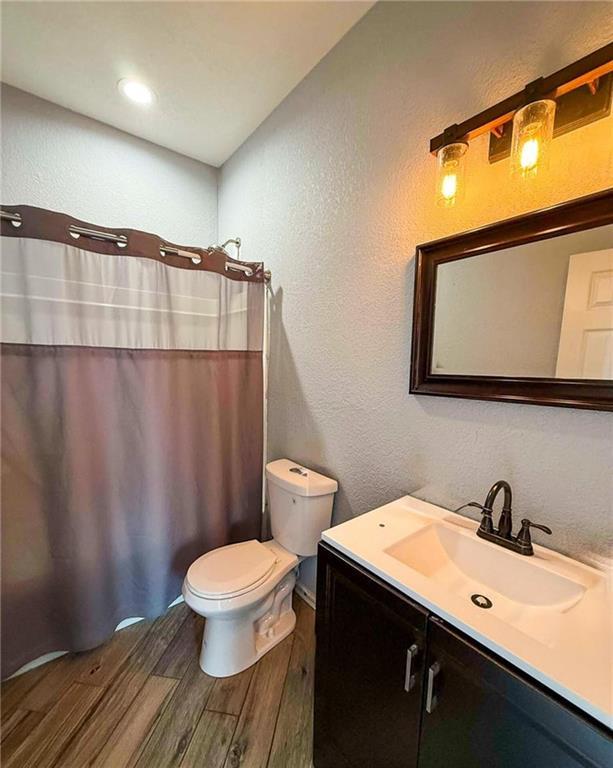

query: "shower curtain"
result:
(0, 207), (266, 678)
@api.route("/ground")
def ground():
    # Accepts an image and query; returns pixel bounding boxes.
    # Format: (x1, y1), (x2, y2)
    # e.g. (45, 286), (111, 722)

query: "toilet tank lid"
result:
(266, 459), (338, 497)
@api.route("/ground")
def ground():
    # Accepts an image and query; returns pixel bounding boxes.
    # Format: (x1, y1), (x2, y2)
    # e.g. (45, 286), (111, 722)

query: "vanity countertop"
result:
(322, 495), (612, 728)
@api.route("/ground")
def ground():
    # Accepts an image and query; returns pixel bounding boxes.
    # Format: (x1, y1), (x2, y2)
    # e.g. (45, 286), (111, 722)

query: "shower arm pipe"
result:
(219, 238), (242, 258)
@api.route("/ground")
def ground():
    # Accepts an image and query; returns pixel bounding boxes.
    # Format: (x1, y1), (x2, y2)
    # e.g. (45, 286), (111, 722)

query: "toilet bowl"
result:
(183, 539), (298, 677)
(183, 459), (338, 677)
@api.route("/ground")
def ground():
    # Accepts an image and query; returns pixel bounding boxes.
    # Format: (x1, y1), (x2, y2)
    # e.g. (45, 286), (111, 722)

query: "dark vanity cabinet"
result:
(314, 541), (428, 768)
(314, 543), (613, 768)
(419, 618), (612, 768)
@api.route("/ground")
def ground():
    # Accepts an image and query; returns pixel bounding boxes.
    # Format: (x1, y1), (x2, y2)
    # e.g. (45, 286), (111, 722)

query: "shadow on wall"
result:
(265, 284), (349, 522)
(268, 285), (321, 461)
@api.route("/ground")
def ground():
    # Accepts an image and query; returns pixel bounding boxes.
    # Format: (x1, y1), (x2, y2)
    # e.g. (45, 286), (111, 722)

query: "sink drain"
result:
(471, 594), (493, 609)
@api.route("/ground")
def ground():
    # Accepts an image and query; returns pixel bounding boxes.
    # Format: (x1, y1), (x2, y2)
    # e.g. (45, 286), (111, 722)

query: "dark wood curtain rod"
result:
(0, 204), (270, 283)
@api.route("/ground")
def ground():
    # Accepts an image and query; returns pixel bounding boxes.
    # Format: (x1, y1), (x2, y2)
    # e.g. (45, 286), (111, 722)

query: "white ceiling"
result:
(1, 1), (373, 167)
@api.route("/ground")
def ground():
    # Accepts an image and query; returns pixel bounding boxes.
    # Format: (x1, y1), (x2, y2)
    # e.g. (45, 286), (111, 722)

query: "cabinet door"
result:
(314, 543), (428, 768)
(419, 618), (613, 768)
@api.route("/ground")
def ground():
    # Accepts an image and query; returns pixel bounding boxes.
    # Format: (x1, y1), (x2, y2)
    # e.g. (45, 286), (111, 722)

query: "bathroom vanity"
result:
(313, 496), (612, 768)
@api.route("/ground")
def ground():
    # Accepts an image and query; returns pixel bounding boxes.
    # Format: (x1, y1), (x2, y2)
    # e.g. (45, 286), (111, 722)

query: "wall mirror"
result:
(410, 189), (613, 411)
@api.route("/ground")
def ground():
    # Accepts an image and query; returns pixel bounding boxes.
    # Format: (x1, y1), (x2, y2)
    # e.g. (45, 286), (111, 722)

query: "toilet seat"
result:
(186, 540), (278, 599)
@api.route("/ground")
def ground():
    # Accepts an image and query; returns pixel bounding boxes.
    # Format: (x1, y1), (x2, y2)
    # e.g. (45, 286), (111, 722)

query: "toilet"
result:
(183, 459), (338, 677)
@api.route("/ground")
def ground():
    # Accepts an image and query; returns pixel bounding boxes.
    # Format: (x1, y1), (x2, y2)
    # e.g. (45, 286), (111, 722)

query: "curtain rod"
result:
(0, 210), (22, 227)
(1, 207), (271, 282)
(69, 225), (128, 247)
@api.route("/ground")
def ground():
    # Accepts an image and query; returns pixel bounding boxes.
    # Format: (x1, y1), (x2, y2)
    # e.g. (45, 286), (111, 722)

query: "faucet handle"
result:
(523, 520), (552, 535)
(516, 518), (552, 555)
(453, 501), (495, 535)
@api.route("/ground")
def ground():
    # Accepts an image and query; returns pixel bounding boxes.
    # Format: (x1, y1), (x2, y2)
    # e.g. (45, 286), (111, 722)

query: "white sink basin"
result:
(321, 494), (611, 726)
(385, 523), (586, 613)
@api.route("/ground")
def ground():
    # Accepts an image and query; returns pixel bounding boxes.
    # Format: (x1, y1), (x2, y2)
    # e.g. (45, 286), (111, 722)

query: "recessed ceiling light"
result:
(118, 78), (155, 106)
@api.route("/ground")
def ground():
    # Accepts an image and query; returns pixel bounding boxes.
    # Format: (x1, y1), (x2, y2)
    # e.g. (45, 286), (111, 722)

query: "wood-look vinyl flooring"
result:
(1, 596), (315, 768)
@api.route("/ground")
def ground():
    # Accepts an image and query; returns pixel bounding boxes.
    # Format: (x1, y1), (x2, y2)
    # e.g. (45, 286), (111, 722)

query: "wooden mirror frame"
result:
(410, 188), (613, 411)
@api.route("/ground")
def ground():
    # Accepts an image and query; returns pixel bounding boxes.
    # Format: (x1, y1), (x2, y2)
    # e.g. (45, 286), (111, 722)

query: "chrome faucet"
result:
(475, 481), (552, 556)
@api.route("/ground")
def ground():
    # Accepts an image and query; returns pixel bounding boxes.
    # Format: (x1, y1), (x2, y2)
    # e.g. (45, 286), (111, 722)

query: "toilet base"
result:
(255, 606), (296, 663)
(198, 572), (297, 677)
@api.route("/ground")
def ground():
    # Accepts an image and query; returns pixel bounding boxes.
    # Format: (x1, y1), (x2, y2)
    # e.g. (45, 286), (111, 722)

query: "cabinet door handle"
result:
(425, 661), (440, 713)
(404, 643), (419, 692)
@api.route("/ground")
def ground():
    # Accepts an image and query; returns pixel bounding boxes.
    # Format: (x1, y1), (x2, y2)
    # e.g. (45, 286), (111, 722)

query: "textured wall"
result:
(1, 85), (218, 245)
(218, 2), (613, 590)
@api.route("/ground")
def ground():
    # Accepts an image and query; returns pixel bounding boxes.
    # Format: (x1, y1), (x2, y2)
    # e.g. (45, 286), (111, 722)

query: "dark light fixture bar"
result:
(430, 42), (613, 154)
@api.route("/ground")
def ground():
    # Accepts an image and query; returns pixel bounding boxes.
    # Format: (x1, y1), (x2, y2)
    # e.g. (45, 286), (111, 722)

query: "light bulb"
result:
(436, 142), (467, 207)
(519, 138), (540, 171)
(118, 79), (155, 106)
(441, 173), (457, 201)
(510, 99), (555, 178)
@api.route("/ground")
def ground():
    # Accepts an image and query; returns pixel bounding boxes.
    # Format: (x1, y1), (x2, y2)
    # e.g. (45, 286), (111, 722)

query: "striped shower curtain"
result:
(0, 208), (266, 678)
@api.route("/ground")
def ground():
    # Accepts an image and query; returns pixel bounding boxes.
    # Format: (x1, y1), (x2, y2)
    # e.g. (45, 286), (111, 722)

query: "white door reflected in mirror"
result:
(556, 248), (613, 379)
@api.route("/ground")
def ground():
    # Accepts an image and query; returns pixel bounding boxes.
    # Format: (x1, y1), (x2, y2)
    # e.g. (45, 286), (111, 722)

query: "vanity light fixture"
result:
(435, 140), (467, 207)
(429, 43), (613, 199)
(510, 98), (556, 178)
(118, 78), (155, 106)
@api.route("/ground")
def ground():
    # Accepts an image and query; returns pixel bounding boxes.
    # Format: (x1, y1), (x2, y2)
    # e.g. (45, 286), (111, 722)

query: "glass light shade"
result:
(510, 99), (556, 178)
(436, 142), (467, 207)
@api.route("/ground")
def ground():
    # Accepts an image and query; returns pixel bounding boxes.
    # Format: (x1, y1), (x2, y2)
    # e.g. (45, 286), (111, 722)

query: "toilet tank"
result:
(266, 459), (338, 557)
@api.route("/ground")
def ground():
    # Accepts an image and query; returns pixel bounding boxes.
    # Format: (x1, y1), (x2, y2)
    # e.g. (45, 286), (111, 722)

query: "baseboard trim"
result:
(295, 581), (316, 610)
